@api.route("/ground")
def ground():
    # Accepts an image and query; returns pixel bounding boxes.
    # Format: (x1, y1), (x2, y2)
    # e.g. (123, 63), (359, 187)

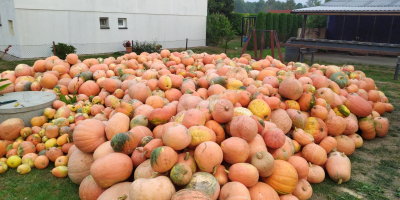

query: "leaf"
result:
(0, 79), (10, 82)
(0, 83), (11, 91)
(59, 95), (68, 104)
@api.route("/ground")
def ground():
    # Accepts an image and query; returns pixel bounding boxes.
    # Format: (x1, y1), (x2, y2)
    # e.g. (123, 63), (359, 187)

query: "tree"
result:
(278, 13), (287, 42)
(295, 3), (304, 9)
(285, 0), (296, 10)
(206, 13), (236, 50)
(306, 0), (322, 7)
(208, 0), (235, 15)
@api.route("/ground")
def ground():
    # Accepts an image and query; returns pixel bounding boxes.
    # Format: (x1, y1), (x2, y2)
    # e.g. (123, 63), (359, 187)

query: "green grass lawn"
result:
(1, 38), (400, 200)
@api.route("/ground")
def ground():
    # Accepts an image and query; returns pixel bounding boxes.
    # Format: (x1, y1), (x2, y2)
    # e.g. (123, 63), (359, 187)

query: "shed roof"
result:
(292, 0), (400, 15)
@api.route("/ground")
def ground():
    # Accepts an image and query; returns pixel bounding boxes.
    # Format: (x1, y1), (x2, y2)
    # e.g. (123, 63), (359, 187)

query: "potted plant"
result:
(123, 41), (132, 53)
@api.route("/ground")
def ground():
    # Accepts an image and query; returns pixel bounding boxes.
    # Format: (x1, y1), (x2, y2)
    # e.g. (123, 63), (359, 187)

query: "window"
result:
(118, 18), (127, 29)
(8, 20), (14, 36)
(99, 17), (109, 29)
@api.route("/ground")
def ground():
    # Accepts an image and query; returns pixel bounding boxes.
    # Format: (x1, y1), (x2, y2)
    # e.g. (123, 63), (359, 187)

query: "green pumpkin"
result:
(210, 76), (227, 87)
(130, 115), (149, 129)
(330, 72), (348, 89)
(110, 131), (140, 154)
(170, 163), (192, 186)
(140, 136), (154, 147)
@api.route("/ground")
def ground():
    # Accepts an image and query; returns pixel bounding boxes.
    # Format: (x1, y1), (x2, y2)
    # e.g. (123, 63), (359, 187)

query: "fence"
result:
(0, 39), (205, 71)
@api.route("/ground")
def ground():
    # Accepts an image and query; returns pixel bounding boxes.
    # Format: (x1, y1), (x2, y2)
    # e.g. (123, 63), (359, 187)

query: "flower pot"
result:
(126, 47), (132, 53)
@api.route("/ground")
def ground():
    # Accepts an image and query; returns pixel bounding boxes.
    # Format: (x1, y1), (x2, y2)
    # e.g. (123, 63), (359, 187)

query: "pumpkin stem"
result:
(338, 179), (342, 184)
(118, 194), (128, 200)
(213, 165), (217, 175)
(309, 162), (312, 167)
(225, 106), (229, 111)
(67, 137), (70, 143)
(224, 169), (230, 174)
(302, 187), (307, 191)
(150, 172), (159, 179)
(135, 147), (142, 153)
(256, 152), (262, 159)
(184, 152), (190, 161)
(141, 150), (148, 158)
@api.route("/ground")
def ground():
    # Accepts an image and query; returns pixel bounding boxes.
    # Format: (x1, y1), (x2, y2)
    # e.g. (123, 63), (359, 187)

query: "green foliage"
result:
(272, 13), (279, 32)
(298, 15), (303, 28)
(0, 79), (11, 91)
(247, 12), (266, 50)
(234, 0), (266, 13)
(227, 13), (245, 35)
(287, 14), (293, 40)
(265, 12), (273, 47)
(131, 40), (162, 55)
(306, 15), (328, 28)
(206, 13), (236, 48)
(59, 91), (77, 105)
(208, 0), (235, 15)
(51, 43), (76, 60)
(278, 13), (287, 42)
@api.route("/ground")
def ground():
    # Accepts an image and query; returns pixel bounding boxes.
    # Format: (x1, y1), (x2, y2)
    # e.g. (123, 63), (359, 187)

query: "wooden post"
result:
(52, 41), (56, 56)
(301, 15), (307, 38)
(394, 56), (400, 80)
(271, 30), (275, 59)
(253, 29), (258, 59)
(186, 38), (188, 50)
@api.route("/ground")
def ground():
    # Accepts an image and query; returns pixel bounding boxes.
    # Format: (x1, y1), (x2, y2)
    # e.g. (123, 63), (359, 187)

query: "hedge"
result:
(247, 12), (266, 50)
(265, 12), (273, 47)
(278, 13), (287, 42)
(273, 13), (279, 37)
(227, 13), (244, 35)
(292, 14), (299, 37)
(287, 14), (293, 41)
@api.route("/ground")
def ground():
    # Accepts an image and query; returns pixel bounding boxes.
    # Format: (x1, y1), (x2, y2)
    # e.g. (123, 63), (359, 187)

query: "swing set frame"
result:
(241, 29), (285, 63)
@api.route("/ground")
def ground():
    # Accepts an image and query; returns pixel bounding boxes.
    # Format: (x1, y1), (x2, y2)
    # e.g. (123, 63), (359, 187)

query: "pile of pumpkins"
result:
(0, 49), (392, 200)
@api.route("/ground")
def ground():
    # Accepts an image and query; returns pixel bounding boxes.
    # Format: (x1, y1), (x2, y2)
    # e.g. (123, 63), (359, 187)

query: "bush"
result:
(206, 13), (236, 47)
(292, 14), (299, 37)
(287, 14), (293, 39)
(51, 43), (76, 60)
(273, 13), (279, 34)
(227, 13), (244, 35)
(131, 40), (162, 55)
(278, 13), (287, 42)
(265, 12), (273, 47)
(247, 12), (266, 50)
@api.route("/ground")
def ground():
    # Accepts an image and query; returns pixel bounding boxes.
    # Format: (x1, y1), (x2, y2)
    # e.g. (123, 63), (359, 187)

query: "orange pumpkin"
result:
(302, 143), (327, 165)
(90, 153), (133, 187)
(79, 175), (106, 200)
(194, 141), (222, 173)
(265, 160), (298, 195)
(221, 137), (250, 164)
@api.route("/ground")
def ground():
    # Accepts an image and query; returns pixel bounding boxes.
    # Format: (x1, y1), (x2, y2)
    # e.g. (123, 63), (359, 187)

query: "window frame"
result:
(99, 17), (109, 29)
(118, 18), (127, 29)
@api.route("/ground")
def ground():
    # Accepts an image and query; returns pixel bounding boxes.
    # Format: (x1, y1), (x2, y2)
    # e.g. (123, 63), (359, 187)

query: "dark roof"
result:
(268, 10), (292, 14)
(292, 0), (400, 15)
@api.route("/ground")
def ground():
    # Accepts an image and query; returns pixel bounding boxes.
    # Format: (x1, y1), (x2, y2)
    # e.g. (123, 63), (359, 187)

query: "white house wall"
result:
(6, 0), (207, 58)
(0, 0), (22, 58)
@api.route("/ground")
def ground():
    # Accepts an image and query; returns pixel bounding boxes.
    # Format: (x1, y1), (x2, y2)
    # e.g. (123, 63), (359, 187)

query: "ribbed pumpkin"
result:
(229, 115), (258, 142)
(110, 131), (140, 154)
(302, 143), (327, 165)
(150, 146), (178, 173)
(105, 113), (130, 140)
(68, 117), (100, 147)
(68, 149), (95, 185)
(192, 140), (222, 170)
(326, 151), (351, 184)
(251, 151), (275, 177)
(248, 182), (280, 200)
(204, 120), (225, 145)
(292, 179), (313, 200)
(219, 182), (251, 200)
(373, 117), (389, 138)
(303, 117), (327, 144)
(186, 172), (220, 200)
(270, 109), (292, 134)
(130, 175), (176, 200)
(319, 136), (337, 154)
(292, 128), (314, 146)
(209, 99), (234, 123)
(93, 141), (114, 161)
(221, 137), (249, 164)
(0, 118), (25, 140)
(268, 136), (295, 160)
(325, 116), (346, 136)
(278, 78), (303, 100)
(307, 163), (325, 183)
(263, 128), (285, 149)
(287, 156), (309, 180)
(344, 93), (373, 117)
(334, 135), (355, 156)
(90, 153), (133, 187)
(359, 117), (376, 140)
(226, 163), (259, 188)
(266, 160), (298, 195)
(97, 182), (131, 200)
(17, 141), (36, 157)
(79, 175), (106, 200)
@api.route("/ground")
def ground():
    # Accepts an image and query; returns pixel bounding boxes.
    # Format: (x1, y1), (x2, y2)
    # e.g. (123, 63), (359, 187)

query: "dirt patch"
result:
(338, 187), (363, 199)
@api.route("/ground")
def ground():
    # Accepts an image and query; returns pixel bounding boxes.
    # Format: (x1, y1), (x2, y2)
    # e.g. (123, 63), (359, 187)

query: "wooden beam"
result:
(301, 15), (307, 38)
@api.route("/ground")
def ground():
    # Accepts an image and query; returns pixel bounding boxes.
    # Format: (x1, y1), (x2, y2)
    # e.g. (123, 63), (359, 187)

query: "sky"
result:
(244, 0), (309, 5)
